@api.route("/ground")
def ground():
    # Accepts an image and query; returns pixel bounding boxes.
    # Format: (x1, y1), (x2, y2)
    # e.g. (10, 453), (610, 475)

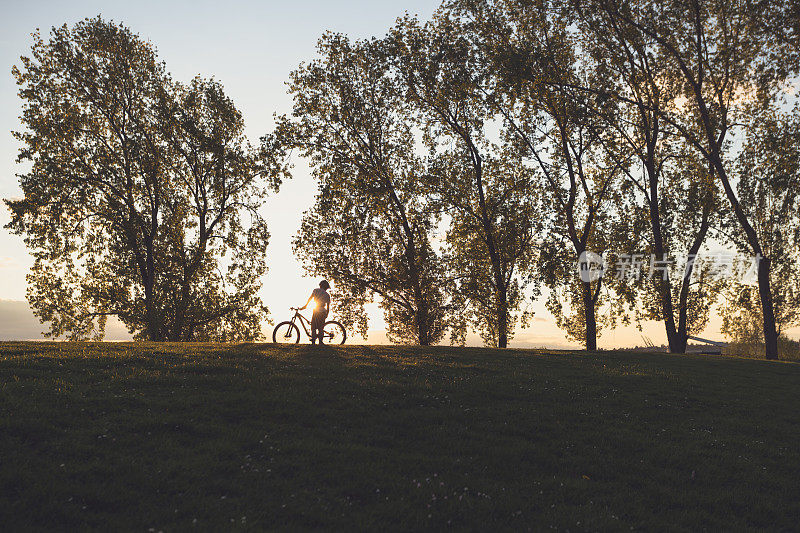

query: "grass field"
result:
(2, 342), (800, 530)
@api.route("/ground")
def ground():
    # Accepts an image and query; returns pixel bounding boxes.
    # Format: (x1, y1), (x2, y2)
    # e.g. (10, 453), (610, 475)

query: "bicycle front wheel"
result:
(322, 321), (347, 345)
(273, 321), (300, 344)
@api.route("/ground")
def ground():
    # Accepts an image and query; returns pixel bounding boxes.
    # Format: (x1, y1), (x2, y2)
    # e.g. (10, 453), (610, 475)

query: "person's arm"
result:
(298, 293), (314, 310)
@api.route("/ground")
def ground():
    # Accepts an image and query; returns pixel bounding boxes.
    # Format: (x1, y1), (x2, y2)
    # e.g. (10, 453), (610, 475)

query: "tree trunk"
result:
(143, 237), (162, 341)
(470, 150), (508, 348)
(172, 282), (191, 342)
(409, 258), (430, 346)
(675, 202), (712, 355)
(387, 185), (431, 346)
(650, 238), (680, 353)
(675, 281), (693, 355)
(143, 277), (160, 341)
(642, 151), (684, 353)
(416, 304), (430, 346)
(758, 256), (779, 359)
(582, 280), (597, 351)
(497, 281), (508, 348)
(710, 156), (778, 359)
(662, 307), (681, 352)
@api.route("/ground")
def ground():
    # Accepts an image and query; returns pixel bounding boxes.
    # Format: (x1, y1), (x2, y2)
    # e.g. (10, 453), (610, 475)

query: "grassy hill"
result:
(1, 342), (799, 530)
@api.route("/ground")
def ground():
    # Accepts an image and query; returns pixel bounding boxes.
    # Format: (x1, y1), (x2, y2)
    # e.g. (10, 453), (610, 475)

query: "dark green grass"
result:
(1, 342), (800, 530)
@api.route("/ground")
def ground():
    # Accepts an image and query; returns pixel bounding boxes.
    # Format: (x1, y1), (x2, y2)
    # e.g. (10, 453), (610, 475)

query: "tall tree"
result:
(390, 14), (539, 348)
(453, 0), (624, 350)
(6, 17), (284, 341)
(575, 3), (721, 352)
(281, 34), (449, 345)
(589, 0), (799, 358)
(721, 103), (800, 347)
(612, 147), (722, 349)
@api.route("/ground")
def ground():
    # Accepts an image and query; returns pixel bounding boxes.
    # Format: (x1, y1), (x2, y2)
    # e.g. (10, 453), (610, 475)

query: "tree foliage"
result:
(281, 34), (450, 345)
(452, 0), (628, 349)
(7, 5), (800, 356)
(6, 17), (286, 341)
(578, 0), (800, 357)
(389, 14), (541, 348)
(722, 103), (800, 343)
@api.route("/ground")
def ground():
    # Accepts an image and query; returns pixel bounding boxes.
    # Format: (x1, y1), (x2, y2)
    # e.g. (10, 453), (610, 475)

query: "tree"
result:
(574, 3), (722, 352)
(588, 0), (799, 358)
(6, 17), (284, 341)
(452, 0), (625, 350)
(281, 34), (449, 345)
(433, 151), (539, 347)
(721, 103), (800, 346)
(390, 14), (539, 348)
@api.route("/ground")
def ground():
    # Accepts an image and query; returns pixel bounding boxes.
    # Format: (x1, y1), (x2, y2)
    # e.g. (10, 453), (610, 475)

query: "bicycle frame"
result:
(275, 307), (344, 344)
(289, 310), (313, 339)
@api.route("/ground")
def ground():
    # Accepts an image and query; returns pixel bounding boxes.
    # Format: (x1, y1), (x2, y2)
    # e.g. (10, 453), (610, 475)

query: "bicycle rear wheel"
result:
(322, 321), (347, 345)
(273, 321), (300, 344)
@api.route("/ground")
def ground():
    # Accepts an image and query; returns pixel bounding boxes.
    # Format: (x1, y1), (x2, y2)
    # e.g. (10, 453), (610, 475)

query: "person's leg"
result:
(311, 313), (321, 345)
(319, 311), (328, 344)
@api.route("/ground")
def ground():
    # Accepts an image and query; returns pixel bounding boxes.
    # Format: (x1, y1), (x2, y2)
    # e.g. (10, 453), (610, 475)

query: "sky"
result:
(0, 0), (796, 347)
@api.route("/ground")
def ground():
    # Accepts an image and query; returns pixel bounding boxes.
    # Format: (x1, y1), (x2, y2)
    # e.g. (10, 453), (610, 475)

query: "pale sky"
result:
(1, 0), (795, 346)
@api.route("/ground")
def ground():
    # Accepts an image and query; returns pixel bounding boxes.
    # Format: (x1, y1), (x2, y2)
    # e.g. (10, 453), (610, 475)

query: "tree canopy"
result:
(6, 4), (800, 356)
(281, 34), (449, 345)
(7, 17), (287, 341)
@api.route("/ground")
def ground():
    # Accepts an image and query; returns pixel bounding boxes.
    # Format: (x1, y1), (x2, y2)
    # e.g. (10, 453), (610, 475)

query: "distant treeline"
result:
(6, 1), (799, 358)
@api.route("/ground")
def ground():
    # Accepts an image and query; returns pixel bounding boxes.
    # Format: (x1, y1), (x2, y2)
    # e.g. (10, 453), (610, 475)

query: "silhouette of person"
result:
(300, 280), (330, 344)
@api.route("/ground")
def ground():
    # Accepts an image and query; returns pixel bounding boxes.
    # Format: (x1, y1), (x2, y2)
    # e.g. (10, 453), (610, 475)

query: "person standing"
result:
(300, 280), (331, 344)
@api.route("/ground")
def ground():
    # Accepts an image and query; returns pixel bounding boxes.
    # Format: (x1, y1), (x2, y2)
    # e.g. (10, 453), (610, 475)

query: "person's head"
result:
(319, 280), (330, 291)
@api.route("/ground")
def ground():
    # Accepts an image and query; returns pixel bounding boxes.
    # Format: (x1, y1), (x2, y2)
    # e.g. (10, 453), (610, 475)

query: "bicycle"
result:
(272, 307), (347, 344)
